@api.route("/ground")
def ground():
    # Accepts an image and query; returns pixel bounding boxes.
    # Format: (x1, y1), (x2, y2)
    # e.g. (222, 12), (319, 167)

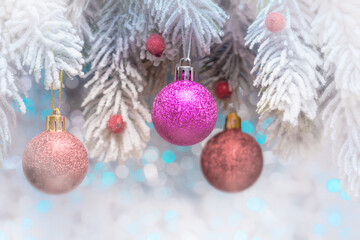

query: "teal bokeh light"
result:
(327, 179), (341, 192)
(102, 172), (116, 186)
(247, 197), (265, 211)
(94, 162), (107, 175)
(41, 109), (53, 121)
(241, 121), (254, 134)
(341, 190), (351, 200)
(328, 213), (341, 226)
(165, 210), (178, 222)
(234, 230), (247, 240)
(146, 122), (154, 130)
(162, 150), (175, 164)
(255, 132), (267, 144)
(36, 200), (52, 213)
(147, 232), (161, 240)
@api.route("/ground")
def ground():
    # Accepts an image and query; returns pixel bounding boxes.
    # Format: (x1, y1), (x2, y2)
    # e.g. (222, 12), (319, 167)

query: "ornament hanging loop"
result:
(51, 70), (63, 112)
(47, 70), (66, 132)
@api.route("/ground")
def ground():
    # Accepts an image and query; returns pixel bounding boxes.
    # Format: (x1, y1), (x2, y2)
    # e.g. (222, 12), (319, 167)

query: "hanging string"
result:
(51, 70), (63, 112)
(181, 23), (193, 59)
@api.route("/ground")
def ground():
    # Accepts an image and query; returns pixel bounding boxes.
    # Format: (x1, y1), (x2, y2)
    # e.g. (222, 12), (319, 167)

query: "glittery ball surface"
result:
(151, 80), (217, 146)
(23, 131), (88, 194)
(201, 129), (263, 192)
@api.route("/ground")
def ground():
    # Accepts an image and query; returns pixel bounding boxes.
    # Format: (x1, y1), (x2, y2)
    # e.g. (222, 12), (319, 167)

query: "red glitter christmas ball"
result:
(215, 80), (232, 100)
(107, 114), (126, 134)
(265, 12), (286, 33)
(201, 129), (263, 192)
(23, 131), (88, 194)
(146, 33), (166, 57)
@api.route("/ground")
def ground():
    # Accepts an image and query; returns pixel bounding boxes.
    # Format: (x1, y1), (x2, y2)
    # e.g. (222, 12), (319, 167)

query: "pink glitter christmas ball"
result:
(201, 129), (263, 192)
(151, 80), (217, 146)
(23, 131), (88, 194)
(265, 12), (286, 33)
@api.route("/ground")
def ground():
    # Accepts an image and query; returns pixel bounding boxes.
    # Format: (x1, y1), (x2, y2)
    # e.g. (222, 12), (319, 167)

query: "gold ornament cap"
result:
(225, 109), (241, 130)
(46, 108), (66, 132)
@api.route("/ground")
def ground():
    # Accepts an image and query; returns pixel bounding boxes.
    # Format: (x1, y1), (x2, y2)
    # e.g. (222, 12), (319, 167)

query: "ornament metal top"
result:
(46, 108), (66, 131)
(175, 58), (193, 81)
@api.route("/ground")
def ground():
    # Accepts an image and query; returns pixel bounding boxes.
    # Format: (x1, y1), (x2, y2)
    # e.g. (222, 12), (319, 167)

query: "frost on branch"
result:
(0, 24), (26, 162)
(145, 0), (228, 56)
(5, 0), (84, 89)
(201, 0), (256, 114)
(82, 0), (151, 162)
(313, 0), (360, 197)
(245, 0), (324, 160)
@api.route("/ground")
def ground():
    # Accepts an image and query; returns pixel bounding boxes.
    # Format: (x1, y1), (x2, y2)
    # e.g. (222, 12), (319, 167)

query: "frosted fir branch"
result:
(201, 0), (256, 112)
(145, 0), (228, 56)
(66, 0), (96, 44)
(4, 0), (84, 89)
(313, 0), (360, 197)
(82, 61), (151, 162)
(83, 0), (151, 162)
(245, 0), (324, 160)
(246, 0), (323, 125)
(0, 25), (27, 163)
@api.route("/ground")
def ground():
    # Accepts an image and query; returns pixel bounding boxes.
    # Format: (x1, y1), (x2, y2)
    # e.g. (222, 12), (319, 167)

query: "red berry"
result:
(146, 33), (166, 57)
(265, 12), (286, 33)
(107, 114), (126, 134)
(215, 81), (232, 100)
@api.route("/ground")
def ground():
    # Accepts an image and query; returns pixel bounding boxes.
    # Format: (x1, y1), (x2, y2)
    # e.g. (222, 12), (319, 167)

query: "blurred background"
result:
(0, 73), (358, 240)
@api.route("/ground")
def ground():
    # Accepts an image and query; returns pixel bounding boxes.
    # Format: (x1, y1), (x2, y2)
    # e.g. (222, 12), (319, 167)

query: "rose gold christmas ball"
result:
(201, 129), (263, 192)
(23, 131), (88, 194)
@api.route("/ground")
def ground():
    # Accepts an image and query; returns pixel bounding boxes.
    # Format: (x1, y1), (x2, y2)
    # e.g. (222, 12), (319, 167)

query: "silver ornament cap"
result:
(175, 58), (194, 81)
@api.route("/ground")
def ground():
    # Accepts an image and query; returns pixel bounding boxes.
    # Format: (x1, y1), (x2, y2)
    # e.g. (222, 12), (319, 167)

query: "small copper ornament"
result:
(201, 110), (263, 192)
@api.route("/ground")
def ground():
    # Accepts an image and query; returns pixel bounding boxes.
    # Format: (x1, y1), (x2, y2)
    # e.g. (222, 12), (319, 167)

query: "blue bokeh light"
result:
(328, 213), (341, 226)
(255, 132), (267, 144)
(327, 179), (341, 192)
(0, 230), (5, 240)
(146, 122), (154, 130)
(313, 224), (326, 236)
(36, 200), (52, 213)
(165, 210), (178, 222)
(162, 150), (175, 164)
(135, 169), (145, 182)
(102, 172), (116, 186)
(23, 98), (35, 109)
(147, 232), (161, 240)
(234, 231), (247, 240)
(41, 109), (53, 121)
(94, 162), (107, 175)
(241, 121), (254, 134)
(261, 117), (273, 129)
(340, 190), (351, 200)
(247, 197), (265, 212)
